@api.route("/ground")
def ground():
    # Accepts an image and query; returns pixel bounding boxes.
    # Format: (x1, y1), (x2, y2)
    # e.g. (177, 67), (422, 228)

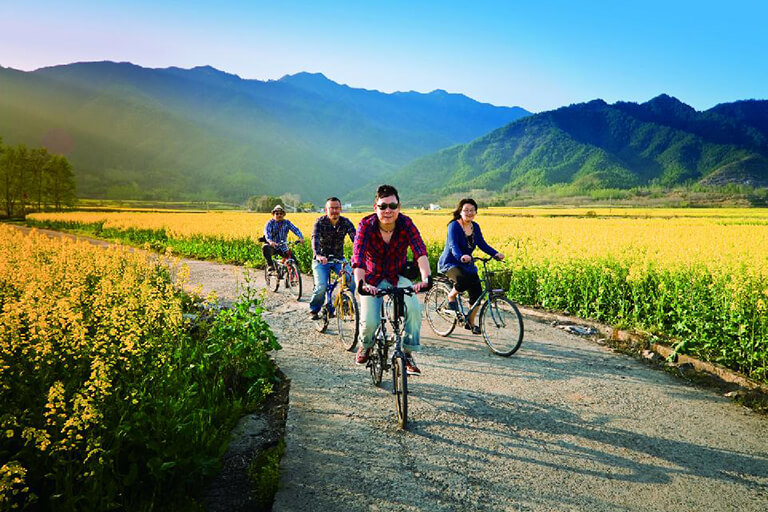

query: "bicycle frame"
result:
(426, 256), (523, 356)
(379, 290), (408, 361)
(364, 287), (411, 382)
(273, 247), (295, 271)
(270, 241), (301, 275)
(451, 256), (504, 316)
(319, 257), (353, 316)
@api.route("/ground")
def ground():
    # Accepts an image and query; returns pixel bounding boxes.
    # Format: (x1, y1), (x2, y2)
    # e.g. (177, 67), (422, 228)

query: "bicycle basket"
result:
(485, 269), (512, 293)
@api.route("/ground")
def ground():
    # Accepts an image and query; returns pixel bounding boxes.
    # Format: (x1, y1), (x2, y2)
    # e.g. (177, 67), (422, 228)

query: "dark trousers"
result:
(262, 245), (289, 268)
(445, 267), (483, 306)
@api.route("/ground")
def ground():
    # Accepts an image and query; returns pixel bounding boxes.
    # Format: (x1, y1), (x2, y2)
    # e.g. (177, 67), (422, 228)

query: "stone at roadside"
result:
(559, 325), (598, 336)
(642, 349), (664, 363)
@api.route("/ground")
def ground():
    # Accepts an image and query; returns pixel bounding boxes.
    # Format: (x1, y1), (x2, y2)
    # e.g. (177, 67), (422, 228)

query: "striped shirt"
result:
(264, 219), (303, 252)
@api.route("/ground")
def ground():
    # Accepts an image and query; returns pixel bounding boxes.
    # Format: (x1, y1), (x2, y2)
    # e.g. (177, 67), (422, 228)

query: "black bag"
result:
(401, 259), (420, 281)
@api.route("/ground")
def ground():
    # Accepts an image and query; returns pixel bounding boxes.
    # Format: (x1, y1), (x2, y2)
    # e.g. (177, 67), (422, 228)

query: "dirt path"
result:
(174, 256), (768, 512)
(14, 227), (768, 511)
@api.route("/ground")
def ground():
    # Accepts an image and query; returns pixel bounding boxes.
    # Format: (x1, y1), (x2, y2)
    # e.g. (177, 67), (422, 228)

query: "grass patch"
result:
(248, 439), (286, 509)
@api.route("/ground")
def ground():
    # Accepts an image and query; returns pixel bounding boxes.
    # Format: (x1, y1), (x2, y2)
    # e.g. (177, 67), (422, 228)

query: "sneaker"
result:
(464, 323), (482, 335)
(405, 356), (421, 376)
(356, 346), (371, 365)
(447, 300), (459, 311)
(309, 310), (320, 320)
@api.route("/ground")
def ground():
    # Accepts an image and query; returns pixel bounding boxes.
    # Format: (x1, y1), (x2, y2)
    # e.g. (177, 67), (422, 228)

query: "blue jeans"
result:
(310, 260), (355, 313)
(359, 277), (422, 353)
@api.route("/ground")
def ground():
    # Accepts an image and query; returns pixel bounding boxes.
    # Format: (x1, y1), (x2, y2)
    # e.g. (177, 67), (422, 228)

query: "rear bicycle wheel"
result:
(285, 261), (302, 300)
(392, 354), (408, 429)
(370, 327), (385, 387)
(336, 290), (359, 351)
(424, 281), (457, 336)
(479, 296), (524, 356)
(314, 305), (329, 333)
(265, 264), (279, 292)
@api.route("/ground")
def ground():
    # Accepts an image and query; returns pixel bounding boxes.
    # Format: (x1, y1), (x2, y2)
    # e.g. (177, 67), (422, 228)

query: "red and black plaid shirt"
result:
(351, 213), (428, 286)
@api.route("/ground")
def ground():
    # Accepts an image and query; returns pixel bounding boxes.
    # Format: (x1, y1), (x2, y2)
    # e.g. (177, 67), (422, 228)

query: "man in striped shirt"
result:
(263, 204), (305, 271)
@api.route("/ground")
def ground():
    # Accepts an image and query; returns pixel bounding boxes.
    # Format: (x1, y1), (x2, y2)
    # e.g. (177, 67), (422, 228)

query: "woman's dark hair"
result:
(450, 198), (478, 224)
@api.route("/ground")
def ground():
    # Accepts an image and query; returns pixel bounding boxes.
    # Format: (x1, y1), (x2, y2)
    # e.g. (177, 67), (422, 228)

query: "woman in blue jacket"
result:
(437, 198), (504, 333)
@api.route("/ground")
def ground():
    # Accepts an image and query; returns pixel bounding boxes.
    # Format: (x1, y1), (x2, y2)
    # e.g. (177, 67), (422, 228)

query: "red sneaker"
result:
(405, 356), (421, 376)
(356, 346), (371, 365)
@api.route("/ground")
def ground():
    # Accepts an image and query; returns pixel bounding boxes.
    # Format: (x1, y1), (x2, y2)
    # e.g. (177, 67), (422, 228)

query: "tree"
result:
(298, 201), (316, 212)
(0, 139), (77, 217)
(45, 155), (76, 210)
(245, 195), (285, 213)
(282, 192), (301, 210)
(29, 147), (50, 211)
(0, 143), (28, 217)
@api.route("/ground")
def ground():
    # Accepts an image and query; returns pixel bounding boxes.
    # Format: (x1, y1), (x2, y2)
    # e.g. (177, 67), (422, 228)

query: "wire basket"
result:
(484, 269), (513, 292)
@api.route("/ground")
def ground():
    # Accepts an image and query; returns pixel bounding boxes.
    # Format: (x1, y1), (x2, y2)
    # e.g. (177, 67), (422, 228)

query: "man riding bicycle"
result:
(262, 204), (305, 272)
(309, 197), (357, 320)
(352, 184), (431, 375)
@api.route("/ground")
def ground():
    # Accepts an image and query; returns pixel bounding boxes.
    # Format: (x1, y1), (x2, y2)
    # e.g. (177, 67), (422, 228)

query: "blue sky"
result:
(1, 0), (766, 112)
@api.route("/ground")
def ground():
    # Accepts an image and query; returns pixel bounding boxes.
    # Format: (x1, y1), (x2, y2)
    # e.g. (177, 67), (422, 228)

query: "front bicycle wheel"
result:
(265, 265), (279, 292)
(424, 281), (457, 336)
(285, 261), (302, 300)
(336, 290), (359, 351)
(479, 296), (524, 356)
(314, 305), (329, 333)
(393, 354), (408, 429)
(370, 327), (385, 387)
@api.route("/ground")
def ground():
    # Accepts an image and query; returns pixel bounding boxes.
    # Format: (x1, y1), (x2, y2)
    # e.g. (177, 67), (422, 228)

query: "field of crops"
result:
(26, 207), (768, 383)
(0, 225), (279, 509)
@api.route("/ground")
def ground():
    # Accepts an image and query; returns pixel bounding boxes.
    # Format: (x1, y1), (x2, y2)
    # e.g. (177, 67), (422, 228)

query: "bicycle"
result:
(313, 256), (359, 351)
(424, 256), (524, 356)
(359, 282), (429, 430)
(262, 239), (303, 300)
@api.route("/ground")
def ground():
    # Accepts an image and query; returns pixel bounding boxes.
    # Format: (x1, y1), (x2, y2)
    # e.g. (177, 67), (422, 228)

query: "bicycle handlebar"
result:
(472, 256), (498, 263)
(357, 276), (432, 296)
(315, 255), (348, 264)
(358, 283), (415, 297)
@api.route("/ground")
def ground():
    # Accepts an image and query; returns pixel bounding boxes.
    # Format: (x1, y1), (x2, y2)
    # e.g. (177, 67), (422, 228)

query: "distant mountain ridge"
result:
(384, 94), (768, 199)
(0, 61), (529, 202)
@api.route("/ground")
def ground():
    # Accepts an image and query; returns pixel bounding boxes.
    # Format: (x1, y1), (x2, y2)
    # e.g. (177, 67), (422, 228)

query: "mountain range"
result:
(3, 61), (766, 205)
(383, 94), (768, 200)
(0, 62), (529, 203)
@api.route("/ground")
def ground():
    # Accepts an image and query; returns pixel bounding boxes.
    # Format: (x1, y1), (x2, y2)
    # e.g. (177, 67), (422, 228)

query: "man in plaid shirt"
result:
(352, 184), (432, 375)
(262, 204), (305, 271)
(309, 197), (357, 319)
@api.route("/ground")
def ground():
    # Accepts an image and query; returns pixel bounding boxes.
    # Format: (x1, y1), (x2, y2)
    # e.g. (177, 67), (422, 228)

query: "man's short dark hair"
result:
(375, 184), (399, 203)
(326, 196), (341, 204)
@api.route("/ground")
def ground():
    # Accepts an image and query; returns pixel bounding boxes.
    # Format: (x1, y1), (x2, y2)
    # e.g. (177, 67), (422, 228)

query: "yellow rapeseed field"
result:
(28, 208), (768, 277)
(1, 223), (282, 508)
(27, 207), (768, 383)
(0, 225), (184, 507)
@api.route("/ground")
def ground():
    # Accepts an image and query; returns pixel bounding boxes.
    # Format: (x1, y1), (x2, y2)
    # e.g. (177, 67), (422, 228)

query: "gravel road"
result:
(15, 227), (768, 511)
(176, 257), (768, 512)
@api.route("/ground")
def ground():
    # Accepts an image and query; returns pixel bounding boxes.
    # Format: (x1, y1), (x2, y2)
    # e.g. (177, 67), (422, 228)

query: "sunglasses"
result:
(376, 202), (399, 210)
(274, 211), (285, 215)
